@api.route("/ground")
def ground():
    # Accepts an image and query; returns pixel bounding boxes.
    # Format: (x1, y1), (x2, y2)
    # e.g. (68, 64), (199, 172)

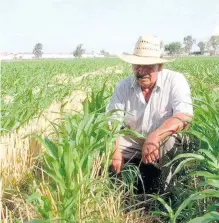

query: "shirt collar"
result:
(130, 71), (162, 90)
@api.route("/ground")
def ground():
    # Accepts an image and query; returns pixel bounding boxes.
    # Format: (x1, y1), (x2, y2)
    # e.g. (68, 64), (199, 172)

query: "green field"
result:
(1, 58), (124, 132)
(1, 57), (219, 222)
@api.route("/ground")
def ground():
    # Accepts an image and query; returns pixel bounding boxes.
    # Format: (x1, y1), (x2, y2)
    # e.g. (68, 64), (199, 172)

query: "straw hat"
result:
(118, 35), (172, 65)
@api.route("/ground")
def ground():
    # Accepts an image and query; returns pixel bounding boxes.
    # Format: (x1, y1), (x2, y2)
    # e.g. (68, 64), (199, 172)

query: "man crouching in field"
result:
(107, 35), (193, 193)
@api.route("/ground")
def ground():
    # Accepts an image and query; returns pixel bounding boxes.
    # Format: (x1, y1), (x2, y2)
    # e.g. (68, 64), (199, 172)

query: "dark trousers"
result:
(110, 135), (185, 194)
(110, 158), (163, 194)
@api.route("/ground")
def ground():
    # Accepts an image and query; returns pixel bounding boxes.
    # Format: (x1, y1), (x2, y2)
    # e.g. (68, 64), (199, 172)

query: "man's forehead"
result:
(132, 64), (158, 68)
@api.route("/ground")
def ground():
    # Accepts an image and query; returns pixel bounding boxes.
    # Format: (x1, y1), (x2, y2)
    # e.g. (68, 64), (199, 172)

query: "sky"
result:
(0, 0), (219, 53)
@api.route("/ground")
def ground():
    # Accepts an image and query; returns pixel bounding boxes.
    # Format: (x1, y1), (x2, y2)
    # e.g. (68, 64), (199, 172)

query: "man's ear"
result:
(158, 64), (163, 72)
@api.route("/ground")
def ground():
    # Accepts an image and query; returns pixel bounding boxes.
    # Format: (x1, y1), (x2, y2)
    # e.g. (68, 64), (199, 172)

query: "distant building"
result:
(0, 52), (109, 60)
(0, 53), (14, 60)
(81, 53), (105, 58)
(204, 52), (210, 56)
(41, 53), (74, 59)
(0, 53), (75, 60)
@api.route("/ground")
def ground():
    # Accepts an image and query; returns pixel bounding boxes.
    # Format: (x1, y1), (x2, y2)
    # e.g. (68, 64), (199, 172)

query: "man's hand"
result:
(111, 147), (124, 173)
(142, 132), (160, 163)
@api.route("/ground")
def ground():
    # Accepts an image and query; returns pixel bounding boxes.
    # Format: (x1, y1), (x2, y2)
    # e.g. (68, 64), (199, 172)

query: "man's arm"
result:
(142, 113), (192, 163)
(111, 138), (124, 173)
(154, 112), (192, 141)
(157, 72), (193, 139)
(107, 81), (126, 173)
(142, 72), (193, 163)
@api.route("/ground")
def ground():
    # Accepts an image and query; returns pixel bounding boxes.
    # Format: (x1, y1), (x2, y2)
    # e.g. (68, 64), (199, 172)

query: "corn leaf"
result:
(187, 211), (219, 223)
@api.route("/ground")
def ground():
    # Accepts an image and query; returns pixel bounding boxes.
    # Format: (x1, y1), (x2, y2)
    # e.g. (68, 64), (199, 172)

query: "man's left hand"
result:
(142, 132), (160, 163)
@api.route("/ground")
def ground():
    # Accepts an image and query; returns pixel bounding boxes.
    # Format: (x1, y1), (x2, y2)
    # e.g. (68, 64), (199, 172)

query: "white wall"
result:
(0, 53), (75, 60)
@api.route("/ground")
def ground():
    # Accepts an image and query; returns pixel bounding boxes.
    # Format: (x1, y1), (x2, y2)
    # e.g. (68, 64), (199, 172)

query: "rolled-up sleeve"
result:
(171, 73), (193, 116)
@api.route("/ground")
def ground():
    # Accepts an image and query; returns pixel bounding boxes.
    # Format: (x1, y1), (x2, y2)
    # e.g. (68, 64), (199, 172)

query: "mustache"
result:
(136, 73), (151, 80)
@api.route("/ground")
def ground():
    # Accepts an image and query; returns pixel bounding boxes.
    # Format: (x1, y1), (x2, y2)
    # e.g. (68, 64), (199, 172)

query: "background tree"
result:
(183, 35), (196, 54)
(197, 41), (206, 55)
(206, 41), (211, 53)
(100, 49), (110, 57)
(208, 35), (219, 55)
(164, 42), (182, 55)
(73, 44), (85, 58)
(33, 43), (43, 58)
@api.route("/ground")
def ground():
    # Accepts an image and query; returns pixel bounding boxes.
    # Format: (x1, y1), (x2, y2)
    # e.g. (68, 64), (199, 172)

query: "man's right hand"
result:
(111, 147), (124, 173)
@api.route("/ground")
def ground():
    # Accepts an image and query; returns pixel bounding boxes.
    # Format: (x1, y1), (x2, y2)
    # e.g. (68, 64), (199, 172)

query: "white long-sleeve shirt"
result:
(107, 69), (193, 159)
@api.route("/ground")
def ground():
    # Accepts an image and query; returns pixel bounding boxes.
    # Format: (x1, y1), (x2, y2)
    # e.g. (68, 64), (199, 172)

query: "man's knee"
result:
(160, 134), (183, 163)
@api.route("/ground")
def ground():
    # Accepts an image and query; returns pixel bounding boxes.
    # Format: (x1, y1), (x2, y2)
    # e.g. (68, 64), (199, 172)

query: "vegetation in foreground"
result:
(1, 57), (219, 222)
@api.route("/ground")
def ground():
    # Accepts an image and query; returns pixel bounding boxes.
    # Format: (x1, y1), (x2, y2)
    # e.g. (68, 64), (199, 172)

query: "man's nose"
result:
(137, 67), (146, 75)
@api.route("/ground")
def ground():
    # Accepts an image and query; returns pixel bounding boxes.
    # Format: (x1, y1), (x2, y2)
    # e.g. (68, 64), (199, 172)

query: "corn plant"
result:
(152, 81), (219, 222)
(26, 86), (126, 222)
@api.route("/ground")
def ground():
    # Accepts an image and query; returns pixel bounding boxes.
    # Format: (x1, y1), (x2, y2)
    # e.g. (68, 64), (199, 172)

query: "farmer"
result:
(108, 35), (193, 193)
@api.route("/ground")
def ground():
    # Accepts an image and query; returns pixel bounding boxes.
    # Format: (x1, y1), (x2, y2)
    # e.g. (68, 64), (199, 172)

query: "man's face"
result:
(132, 64), (161, 89)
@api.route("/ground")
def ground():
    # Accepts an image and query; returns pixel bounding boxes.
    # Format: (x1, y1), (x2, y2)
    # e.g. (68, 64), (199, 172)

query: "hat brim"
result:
(118, 54), (173, 65)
